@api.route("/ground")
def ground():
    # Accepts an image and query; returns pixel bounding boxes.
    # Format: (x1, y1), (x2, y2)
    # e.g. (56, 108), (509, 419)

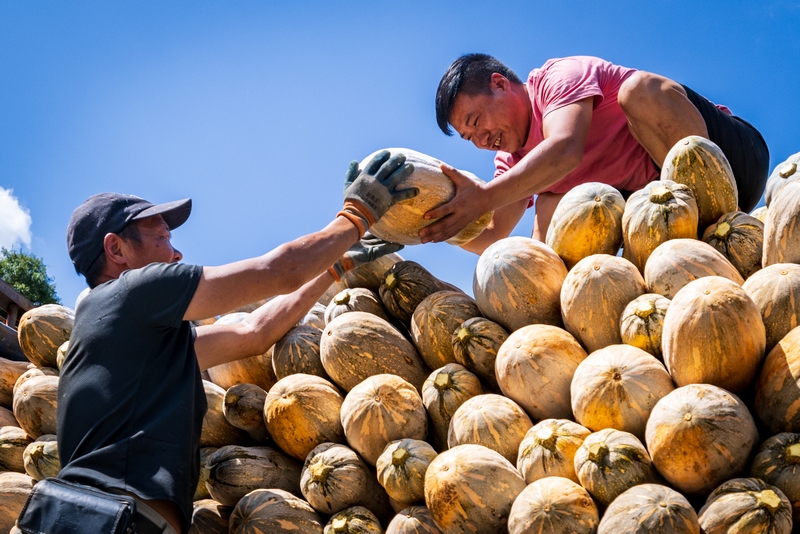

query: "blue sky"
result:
(2, 1), (799, 308)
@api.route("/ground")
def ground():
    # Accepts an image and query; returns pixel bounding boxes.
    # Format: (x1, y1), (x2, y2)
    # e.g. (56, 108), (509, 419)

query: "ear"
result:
(103, 233), (128, 267)
(490, 72), (510, 91)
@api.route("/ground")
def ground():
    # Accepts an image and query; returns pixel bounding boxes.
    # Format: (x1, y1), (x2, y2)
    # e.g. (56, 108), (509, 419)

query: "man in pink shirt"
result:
(422, 54), (769, 252)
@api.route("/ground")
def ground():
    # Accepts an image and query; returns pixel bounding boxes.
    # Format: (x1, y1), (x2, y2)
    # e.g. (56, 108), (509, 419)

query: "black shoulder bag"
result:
(17, 478), (136, 534)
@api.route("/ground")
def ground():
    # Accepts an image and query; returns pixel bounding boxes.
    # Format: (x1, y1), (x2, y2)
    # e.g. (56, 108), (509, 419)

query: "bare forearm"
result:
(194, 272), (334, 370)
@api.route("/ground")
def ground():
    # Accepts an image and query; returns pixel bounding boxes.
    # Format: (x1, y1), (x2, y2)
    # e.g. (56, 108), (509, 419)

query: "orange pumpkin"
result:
(765, 151), (800, 207)
(473, 237), (568, 332)
(228, 488), (323, 534)
(702, 211), (764, 279)
(753, 326), (800, 434)
(622, 180), (699, 273)
(385, 506), (442, 534)
(376, 439), (438, 506)
(764, 180), (800, 266)
(324, 287), (389, 325)
(743, 263), (800, 353)
(598, 484), (700, 534)
(300, 442), (373, 515)
(516, 419), (591, 484)
(645, 384), (758, 496)
(560, 254), (647, 352)
(12, 374), (58, 437)
(223, 383), (269, 443)
(323, 506), (383, 534)
(420, 363), (484, 451)
(508, 476), (598, 534)
(545, 182), (625, 269)
(17, 304), (74, 369)
(451, 317), (507, 392)
(619, 293), (670, 359)
(272, 324), (328, 381)
(206, 313), (277, 391)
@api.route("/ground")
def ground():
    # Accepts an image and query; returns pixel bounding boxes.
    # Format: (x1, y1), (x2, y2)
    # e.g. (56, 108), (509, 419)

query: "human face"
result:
(122, 215), (183, 269)
(449, 74), (530, 153)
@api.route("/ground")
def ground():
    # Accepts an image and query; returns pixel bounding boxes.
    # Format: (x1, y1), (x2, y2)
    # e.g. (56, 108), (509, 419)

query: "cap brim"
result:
(132, 198), (192, 230)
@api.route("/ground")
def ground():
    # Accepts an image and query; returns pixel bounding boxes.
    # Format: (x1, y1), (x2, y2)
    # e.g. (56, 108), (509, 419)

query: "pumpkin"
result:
(341, 253), (404, 293)
(23, 435), (61, 480)
(447, 393), (532, 464)
(272, 324), (329, 381)
(597, 484), (700, 534)
(320, 312), (428, 393)
(546, 182), (626, 269)
(301, 442), (372, 515)
(223, 383), (269, 444)
(410, 291), (480, 370)
(0, 425), (32, 472)
(229, 488), (323, 534)
(516, 418), (591, 484)
(645, 384), (758, 495)
(702, 211), (764, 279)
(362, 148), (492, 246)
(385, 506), (442, 534)
(561, 254), (647, 352)
(12, 374), (58, 437)
(0, 357), (30, 409)
(644, 238), (744, 299)
(473, 237), (568, 332)
(16, 304), (74, 368)
(420, 363), (484, 451)
(56, 340), (69, 370)
(303, 302), (329, 329)
(379, 261), (449, 325)
(619, 293), (670, 359)
(765, 151), (800, 207)
(205, 445), (302, 506)
(341, 374), (427, 465)
(754, 326), (800, 434)
(742, 263), (800, 353)
(194, 446), (218, 501)
(206, 313), (277, 391)
(450, 317), (506, 392)
(622, 180), (699, 273)
(507, 476), (599, 534)
(13, 366), (58, 398)
(660, 135), (738, 230)
(619, 293), (670, 360)
(200, 380), (250, 447)
(0, 406), (18, 427)
(752, 205), (768, 222)
(325, 288), (389, 325)
(750, 432), (800, 523)
(495, 324), (587, 421)
(698, 478), (793, 534)
(424, 444), (526, 534)
(264, 374), (345, 461)
(571, 344), (675, 441)
(662, 276), (765, 392)
(764, 180), (800, 266)
(573, 428), (657, 506)
(376, 438), (437, 505)
(324, 506), (383, 534)
(0, 472), (35, 533)
(188, 499), (232, 534)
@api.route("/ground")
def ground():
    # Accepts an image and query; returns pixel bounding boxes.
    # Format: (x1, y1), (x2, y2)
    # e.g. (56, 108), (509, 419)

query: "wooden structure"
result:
(0, 278), (34, 328)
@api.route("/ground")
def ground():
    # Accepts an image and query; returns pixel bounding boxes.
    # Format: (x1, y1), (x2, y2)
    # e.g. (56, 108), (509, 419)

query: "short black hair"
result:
(435, 53), (522, 136)
(84, 222), (142, 288)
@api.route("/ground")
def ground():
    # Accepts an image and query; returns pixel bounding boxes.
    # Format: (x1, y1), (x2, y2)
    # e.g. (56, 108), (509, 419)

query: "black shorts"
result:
(681, 84), (769, 213)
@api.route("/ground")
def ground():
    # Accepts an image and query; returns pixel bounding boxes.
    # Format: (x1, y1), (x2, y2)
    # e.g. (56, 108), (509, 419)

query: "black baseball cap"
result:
(67, 193), (192, 276)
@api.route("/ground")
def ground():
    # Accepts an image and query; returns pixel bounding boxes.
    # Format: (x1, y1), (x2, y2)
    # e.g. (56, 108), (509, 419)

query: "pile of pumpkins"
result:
(2, 139), (800, 534)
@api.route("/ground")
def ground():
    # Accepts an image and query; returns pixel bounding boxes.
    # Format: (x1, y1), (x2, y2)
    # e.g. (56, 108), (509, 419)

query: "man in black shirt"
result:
(56, 151), (415, 533)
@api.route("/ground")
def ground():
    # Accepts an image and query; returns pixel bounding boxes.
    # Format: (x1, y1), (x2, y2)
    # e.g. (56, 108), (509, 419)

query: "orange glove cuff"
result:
(336, 210), (367, 239)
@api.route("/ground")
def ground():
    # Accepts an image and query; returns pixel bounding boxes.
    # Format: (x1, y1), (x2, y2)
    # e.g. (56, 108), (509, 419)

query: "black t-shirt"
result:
(57, 262), (206, 530)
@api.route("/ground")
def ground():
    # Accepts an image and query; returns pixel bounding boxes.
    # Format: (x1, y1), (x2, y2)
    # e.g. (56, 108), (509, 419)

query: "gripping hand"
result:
(328, 232), (404, 281)
(338, 150), (417, 237)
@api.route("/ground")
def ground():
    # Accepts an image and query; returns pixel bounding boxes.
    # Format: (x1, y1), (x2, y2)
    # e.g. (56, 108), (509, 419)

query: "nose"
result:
(172, 247), (183, 262)
(473, 131), (491, 150)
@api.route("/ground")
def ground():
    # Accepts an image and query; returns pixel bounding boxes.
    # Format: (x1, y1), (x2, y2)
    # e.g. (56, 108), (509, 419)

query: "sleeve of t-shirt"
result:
(536, 57), (605, 118)
(122, 262), (203, 329)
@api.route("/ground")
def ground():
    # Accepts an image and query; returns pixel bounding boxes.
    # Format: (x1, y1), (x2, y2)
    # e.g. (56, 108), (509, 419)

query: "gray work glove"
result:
(339, 150), (417, 236)
(329, 232), (404, 281)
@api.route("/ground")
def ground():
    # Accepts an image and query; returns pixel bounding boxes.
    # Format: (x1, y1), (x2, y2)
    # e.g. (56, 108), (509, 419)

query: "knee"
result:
(618, 71), (667, 114)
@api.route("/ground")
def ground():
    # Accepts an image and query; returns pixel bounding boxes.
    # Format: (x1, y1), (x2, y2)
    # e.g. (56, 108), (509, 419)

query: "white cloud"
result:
(0, 188), (32, 250)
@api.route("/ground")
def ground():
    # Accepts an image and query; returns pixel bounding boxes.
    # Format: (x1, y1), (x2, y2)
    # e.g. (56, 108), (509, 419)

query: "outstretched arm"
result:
(420, 97), (594, 243)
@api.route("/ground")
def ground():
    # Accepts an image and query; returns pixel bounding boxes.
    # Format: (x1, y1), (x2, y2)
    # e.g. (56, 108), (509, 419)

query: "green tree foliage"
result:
(0, 248), (60, 306)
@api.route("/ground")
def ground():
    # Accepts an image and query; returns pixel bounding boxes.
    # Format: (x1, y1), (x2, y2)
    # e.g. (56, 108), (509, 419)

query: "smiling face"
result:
(449, 73), (531, 153)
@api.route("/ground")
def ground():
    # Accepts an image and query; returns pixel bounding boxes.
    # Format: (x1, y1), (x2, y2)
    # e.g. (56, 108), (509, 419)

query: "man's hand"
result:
(419, 164), (488, 243)
(329, 232), (404, 281)
(340, 150), (417, 237)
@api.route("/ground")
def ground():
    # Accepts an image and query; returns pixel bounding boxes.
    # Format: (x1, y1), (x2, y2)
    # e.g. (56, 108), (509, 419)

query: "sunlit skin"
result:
(420, 70), (708, 250)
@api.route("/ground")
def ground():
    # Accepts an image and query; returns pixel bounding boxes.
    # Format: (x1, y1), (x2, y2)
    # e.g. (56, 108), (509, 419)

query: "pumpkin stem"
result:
(779, 162), (797, 178)
(331, 517), (349, 532)
(384, 272), (397, 289)
(456, 327), (472, 343)
(333, 290), (351, 305)
(649, 186), (675, 204)
(392, 446), (410, 467)
(307, 460), (336, 485)
(587, 442), (608, 464)
(713, 221), (732, 239)
(755, 490), (783, 513)
(434, 372), (453, 390)
(635, 299), (657, 319)
(786, 443), (800, 464)
(535, 425), (558, 450)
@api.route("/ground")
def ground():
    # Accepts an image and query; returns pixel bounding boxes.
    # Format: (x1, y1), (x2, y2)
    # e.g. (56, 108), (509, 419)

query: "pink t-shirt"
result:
(494, 56), (659, 195)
